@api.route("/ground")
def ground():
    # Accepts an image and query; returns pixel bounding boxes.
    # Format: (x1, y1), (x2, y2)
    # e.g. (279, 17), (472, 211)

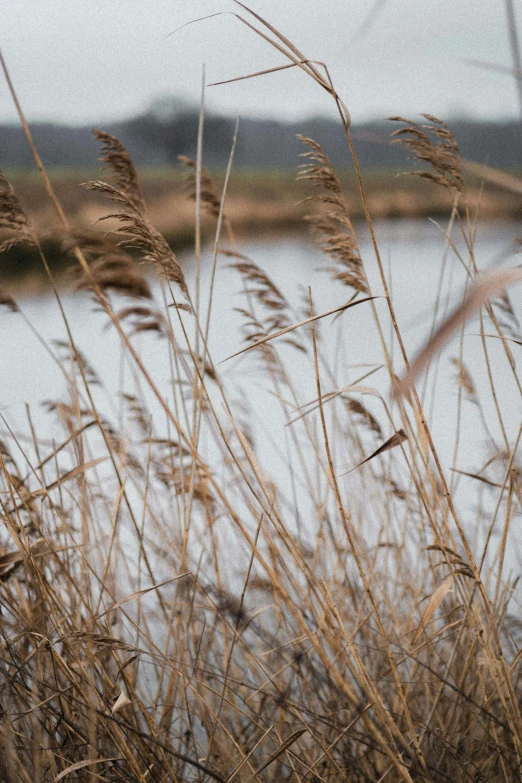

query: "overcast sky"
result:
(0, 0), (520, 126)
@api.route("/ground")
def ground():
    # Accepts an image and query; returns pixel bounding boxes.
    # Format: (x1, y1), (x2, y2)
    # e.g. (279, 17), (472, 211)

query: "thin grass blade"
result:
(221, 296), (377, 363)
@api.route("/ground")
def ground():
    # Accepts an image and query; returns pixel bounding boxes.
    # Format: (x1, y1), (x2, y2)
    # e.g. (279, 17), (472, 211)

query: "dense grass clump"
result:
(1, 9), (522, 783)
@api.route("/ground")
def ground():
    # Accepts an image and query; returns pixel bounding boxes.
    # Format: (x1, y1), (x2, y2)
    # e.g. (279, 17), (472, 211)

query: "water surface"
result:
(1, 219), (521, 532)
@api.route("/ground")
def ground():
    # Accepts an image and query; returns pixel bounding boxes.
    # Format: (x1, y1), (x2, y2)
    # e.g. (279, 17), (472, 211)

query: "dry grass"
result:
(0, 8), (522, 782)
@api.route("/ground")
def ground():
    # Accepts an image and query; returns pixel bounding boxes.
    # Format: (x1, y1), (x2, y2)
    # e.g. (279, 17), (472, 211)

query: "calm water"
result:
(1, 219), (521, 531)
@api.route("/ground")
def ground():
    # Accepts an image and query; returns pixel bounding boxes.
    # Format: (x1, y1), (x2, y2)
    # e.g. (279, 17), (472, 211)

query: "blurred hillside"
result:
(3, 100), (522, 288)
(2, 100), (522, 170)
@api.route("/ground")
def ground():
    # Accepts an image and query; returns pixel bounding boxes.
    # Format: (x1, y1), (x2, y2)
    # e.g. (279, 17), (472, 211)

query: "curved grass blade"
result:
(97, 573), (190, 619)
(338, 428), (408, 476)
(54, 758), (122, 782)
(220, 296), (377, 363)
(245, 728), (307, 782)
(395, 268), (522, 397)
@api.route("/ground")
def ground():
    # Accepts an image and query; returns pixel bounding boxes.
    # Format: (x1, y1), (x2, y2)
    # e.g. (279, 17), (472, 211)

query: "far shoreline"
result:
(1, 166), (521, 293)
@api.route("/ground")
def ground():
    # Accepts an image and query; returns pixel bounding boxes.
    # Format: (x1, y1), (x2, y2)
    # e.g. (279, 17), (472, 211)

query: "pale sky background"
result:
(0, 0), (520, 125)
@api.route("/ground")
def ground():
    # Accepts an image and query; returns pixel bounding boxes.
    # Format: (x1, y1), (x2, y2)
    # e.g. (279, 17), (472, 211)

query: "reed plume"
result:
(178, 154), (222, 218)
(389, 114), (464, 193)
(68, 232), (152, 300)
(85, 131), (189, 300)
(298, 135), (369, 295)
(92, 129), (146, 213)
(0, 170), (36, 254)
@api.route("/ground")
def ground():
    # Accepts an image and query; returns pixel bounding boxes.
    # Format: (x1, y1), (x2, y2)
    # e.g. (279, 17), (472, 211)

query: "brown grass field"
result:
(1, 7), (522, 783)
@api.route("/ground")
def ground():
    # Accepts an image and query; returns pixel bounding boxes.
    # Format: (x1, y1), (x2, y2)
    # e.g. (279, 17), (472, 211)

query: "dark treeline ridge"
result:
(1, 102), (522, 171)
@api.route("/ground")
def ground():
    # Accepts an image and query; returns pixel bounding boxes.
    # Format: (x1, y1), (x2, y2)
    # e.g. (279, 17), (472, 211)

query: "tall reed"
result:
(0, 8), (522, 781)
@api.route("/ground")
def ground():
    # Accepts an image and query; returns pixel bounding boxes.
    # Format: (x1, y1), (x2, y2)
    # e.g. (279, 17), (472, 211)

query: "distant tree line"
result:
(1, 97), (521, 170)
